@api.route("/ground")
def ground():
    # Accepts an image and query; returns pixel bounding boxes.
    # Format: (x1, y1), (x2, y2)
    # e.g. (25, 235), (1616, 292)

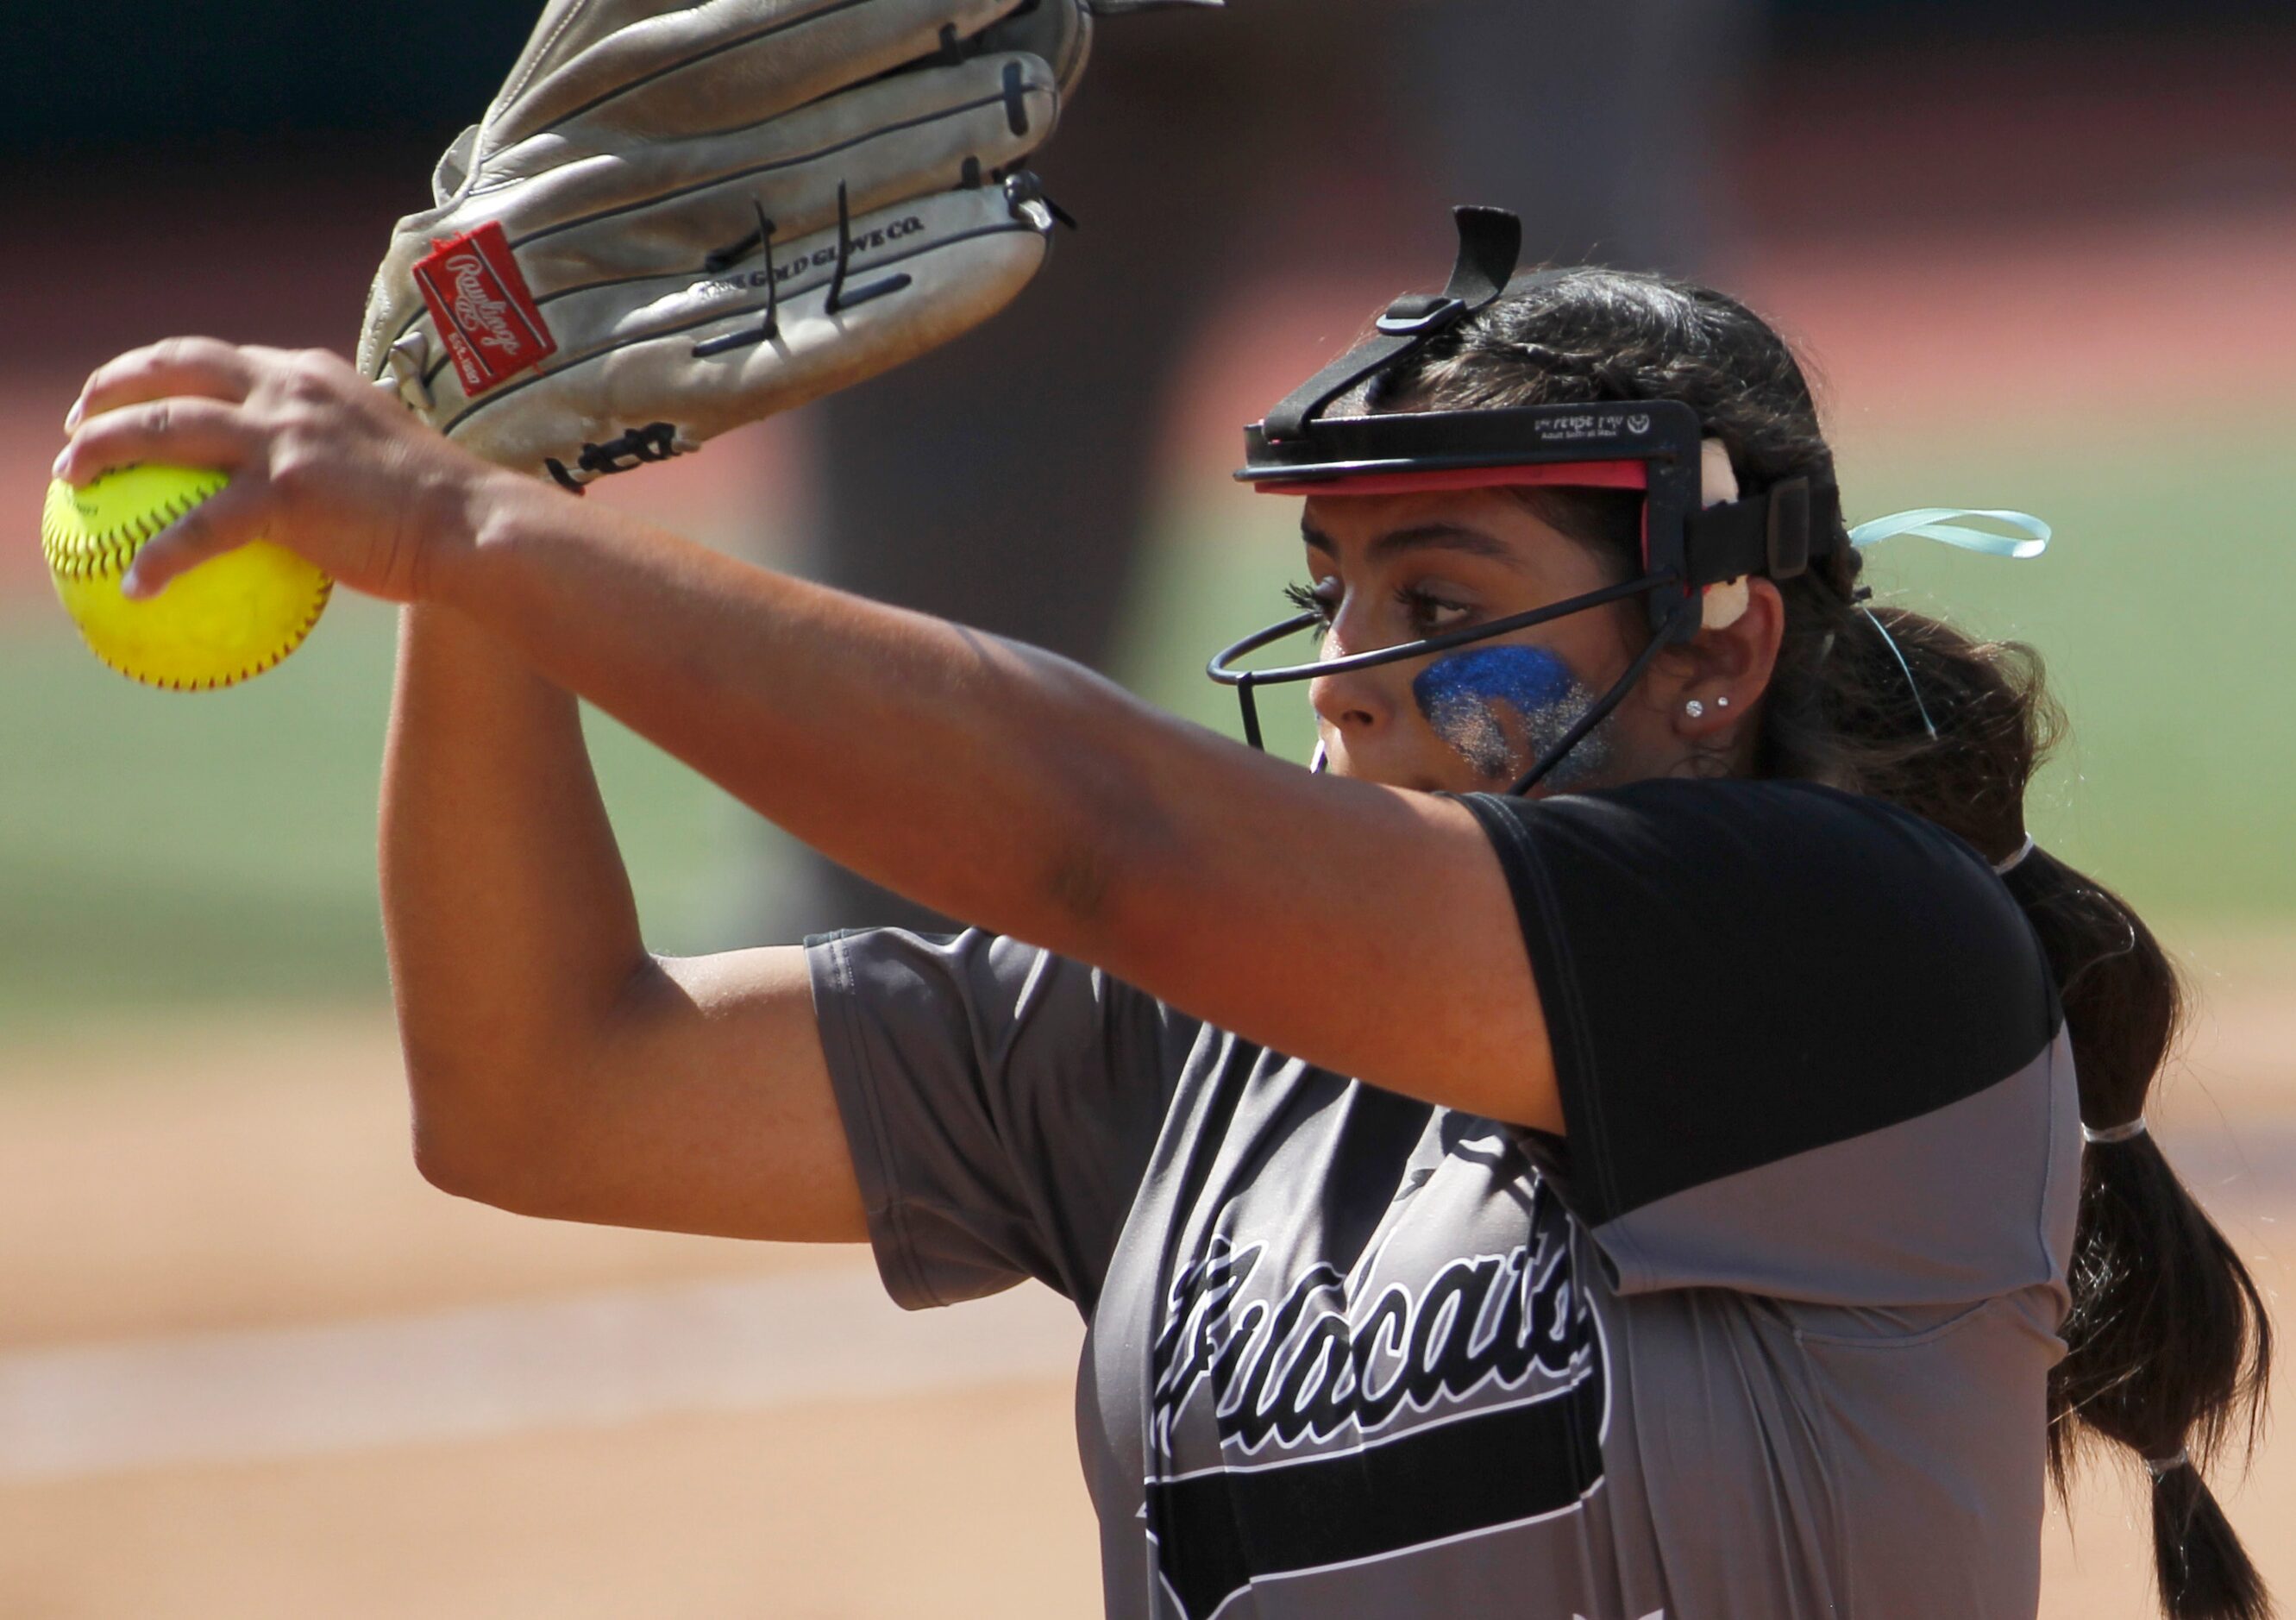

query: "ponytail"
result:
(1811, 606), (2275, 1620)
(2010, 846), (2274, 1620)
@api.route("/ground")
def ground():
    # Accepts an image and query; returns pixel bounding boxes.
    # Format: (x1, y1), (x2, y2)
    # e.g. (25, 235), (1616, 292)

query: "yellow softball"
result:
(40, 464), (332, 691)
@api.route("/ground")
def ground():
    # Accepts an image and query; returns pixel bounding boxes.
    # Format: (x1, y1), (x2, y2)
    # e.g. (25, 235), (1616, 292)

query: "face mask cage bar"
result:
(1211, 207), (1841, 795)
(1207, 573), (1695, 794)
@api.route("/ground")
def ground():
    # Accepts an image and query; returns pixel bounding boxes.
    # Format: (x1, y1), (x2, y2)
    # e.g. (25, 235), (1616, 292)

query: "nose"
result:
(1306, 604), (1399, 740)
(1307, 667), (1383, 738)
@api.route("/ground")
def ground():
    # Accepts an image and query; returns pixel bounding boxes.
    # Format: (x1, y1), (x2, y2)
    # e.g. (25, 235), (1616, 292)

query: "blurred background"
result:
(3, 2), (2293, 1614)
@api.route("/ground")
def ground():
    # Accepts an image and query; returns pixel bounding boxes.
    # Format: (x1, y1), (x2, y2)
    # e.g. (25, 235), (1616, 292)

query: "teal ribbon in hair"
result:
(1841, 507), (2051, 738)
(1848, 507), (2051, 557)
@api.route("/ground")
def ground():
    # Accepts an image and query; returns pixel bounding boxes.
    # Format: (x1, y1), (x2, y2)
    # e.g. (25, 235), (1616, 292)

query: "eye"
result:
(1397, 584), (1473, 637)
(1283, 578), (1340, 623)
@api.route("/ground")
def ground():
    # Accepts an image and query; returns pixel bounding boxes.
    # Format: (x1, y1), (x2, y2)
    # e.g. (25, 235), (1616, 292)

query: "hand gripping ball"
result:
(40, 465), (332, 690)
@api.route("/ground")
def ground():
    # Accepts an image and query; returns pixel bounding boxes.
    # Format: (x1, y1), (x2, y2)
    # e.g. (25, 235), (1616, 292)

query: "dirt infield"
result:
(4, 1370), (2283, 1620)
(2, 933), (2293, 1617)
(1, 1379), (1106, 1620)
(0, 1014), (854, 1350)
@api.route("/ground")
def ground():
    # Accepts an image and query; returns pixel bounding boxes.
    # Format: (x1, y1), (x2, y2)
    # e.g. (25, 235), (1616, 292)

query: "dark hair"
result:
(1366, 267), (2274, 1620)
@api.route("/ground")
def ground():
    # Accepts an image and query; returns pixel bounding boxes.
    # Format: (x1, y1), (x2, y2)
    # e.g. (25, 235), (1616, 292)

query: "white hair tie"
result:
(2083, 1116), (2149, 1146)
(1992, 833), (2036, 876)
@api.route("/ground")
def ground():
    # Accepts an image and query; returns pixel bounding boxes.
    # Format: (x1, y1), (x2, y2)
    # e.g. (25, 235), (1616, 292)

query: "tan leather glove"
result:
(354, 0), (1173, 487)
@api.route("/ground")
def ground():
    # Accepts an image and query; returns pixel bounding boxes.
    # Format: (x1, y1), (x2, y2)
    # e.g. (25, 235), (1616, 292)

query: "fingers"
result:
(118, 478), (270, 600)
(53, 395), (256, 487)
(66, 336), (269, 433)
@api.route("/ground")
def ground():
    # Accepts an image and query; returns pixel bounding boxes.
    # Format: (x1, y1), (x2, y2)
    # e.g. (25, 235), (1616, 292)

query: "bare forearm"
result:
(59, 340), (1556, 1141)
(440, 481), (1283, 959)
(414, 480), (1512, 1118)
(380, 599), (648, 1165)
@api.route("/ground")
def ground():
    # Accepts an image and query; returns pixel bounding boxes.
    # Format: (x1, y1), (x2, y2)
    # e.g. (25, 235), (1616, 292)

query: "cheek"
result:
(1411, 645), (1614, 784)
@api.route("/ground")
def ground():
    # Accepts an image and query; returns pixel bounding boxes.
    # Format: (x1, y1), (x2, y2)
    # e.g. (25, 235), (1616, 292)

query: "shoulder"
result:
(1461, 776), (2043, 995)
(1458, 779), (2063, 1223)
(1465, 775), (2004, 888)
(1463, 775), (2057, 1039)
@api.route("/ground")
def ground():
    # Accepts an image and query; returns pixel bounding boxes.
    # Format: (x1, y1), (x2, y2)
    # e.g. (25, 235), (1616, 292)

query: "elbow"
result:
(409, 1109), (498, 1204)
(403, 1058), (561, 1216)
(395, 958), (659, 1220)
(408, 1101), (516, 1209)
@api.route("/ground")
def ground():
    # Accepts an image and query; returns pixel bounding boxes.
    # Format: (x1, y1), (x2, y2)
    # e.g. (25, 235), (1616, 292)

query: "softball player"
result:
(54, 209), (2268, 1618)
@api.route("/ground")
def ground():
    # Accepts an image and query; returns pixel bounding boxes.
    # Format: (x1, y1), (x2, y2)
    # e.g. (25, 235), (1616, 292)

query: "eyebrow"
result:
(1300, 519), (1520, 565)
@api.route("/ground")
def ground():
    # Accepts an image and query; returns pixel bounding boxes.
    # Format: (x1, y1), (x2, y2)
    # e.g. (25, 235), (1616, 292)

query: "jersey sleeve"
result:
(1459, 781), (2076, 1308)
(806, 926), (1196, 1315)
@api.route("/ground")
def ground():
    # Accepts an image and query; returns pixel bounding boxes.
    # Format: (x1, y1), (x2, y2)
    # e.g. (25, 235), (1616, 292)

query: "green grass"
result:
(0, 594), (731, 1033)
(1841, 418), (2291, 919)
(2, 409), (2286, 1033)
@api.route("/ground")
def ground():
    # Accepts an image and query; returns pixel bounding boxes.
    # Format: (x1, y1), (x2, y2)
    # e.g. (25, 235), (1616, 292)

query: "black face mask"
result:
(1214, 209), (1839, 794)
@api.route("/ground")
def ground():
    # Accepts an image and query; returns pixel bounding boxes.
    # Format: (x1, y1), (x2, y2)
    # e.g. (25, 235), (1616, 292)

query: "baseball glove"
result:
(356, 0), (1214, 489)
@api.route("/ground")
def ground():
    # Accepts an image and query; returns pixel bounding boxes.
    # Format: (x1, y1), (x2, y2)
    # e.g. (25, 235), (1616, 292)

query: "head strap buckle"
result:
(1766, 476), (1813, 579)
(1376, 293), (1468, 337)
(1260, 206), (1522, 442)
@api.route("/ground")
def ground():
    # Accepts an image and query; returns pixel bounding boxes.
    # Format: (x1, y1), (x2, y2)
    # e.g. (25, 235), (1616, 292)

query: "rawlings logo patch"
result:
(412, 222), (555, 395)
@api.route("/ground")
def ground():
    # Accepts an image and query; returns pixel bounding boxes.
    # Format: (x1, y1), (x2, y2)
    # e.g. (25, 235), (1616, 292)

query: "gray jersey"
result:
(806, 782), (2079, 1619)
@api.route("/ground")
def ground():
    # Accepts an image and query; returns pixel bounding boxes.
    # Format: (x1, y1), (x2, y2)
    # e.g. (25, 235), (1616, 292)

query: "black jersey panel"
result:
(1459, 782), (2061, 1228)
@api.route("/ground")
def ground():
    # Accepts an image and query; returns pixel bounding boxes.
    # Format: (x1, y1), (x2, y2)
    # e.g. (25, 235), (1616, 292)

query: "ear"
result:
(1648, 577), (1785, 740)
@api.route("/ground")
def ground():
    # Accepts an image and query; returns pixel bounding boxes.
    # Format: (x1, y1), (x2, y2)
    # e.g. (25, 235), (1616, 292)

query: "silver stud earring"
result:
(1716, 695), (1731, 710)
(1684, 700), (1706, 719)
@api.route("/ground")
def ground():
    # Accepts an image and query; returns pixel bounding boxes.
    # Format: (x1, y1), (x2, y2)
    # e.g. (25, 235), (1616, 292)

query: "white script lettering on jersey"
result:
(1148, 1223), (1592, 1457)
(1143, 1171), (1609, 1620)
